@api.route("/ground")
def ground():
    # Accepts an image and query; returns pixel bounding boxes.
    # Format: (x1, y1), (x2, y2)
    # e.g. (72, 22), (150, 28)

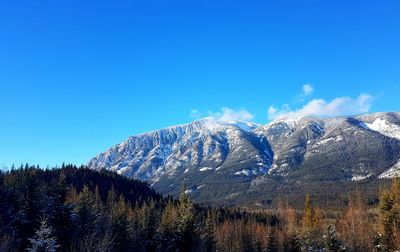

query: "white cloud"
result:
(296, 84), (314, 102)
(191, 107), (254, 122)
(190, 109), (202, 119)
(212, 107), (254, 122)
(302, 84), (314, 96)
(191, 107), (254, 130)
(268, 94), (372, 120)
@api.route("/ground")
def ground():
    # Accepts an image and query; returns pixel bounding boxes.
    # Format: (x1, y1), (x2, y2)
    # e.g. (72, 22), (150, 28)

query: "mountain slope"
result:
(88, 112), (400, 204)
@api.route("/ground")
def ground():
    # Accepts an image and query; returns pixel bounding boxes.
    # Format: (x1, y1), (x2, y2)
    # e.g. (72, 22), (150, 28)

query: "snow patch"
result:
(379, 159), (400, 178)
(351, 174), (372, 181)
(366, 118), (400, 140)
(235, 169), (251, 176)
(230, 120), (260, 132)
(316, 135), (343, 145)
(199, 167), (213, 172)
(116, 166), (130, 175)
(197, 184), (205, 190)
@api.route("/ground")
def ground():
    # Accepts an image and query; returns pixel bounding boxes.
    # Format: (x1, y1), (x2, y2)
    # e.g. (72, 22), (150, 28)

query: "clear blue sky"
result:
(1, 0), (399, 167)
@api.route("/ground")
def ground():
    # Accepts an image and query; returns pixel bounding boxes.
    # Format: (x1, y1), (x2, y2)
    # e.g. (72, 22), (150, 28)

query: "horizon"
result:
(1, 1), (400, 167)
(2, 110), (398, 169)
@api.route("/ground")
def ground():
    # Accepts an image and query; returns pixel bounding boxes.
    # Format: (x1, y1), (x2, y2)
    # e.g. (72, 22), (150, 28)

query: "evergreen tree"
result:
(265, 228), (277, 252)
(300, 194), (323, 251)
(324, 225), (343, 252)
(303, 193), (316, 230)
(379, 178), (400, 251)
(26, 217), (60, 252)
(138, 200), (158, 250)
(202, 210), (216, 251)
(68, 185), (100, 243)
(176, 190), (196, 251)
(106, 185), (117, 208)
(109, 194), (130, 249)
(157, 199), (179, 250)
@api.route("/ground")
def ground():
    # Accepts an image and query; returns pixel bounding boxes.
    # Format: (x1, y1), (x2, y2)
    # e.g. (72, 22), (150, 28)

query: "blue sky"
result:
(1, 0), (399, 167)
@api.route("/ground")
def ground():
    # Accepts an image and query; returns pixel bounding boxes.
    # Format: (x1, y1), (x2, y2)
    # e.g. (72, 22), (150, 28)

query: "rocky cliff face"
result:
(88, 112), (400, 204)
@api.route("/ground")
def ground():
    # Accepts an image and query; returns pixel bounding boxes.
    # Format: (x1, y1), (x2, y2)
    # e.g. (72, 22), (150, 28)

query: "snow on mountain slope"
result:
(365, 118), (400, 140)
(88, 119), (273, 184)
(88, 112), (400, 202)
(379, 159), (400, 178)
(356, 113), (400, 178)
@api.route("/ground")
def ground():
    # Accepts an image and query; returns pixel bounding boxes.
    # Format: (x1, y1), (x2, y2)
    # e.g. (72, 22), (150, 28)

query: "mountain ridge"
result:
(88, 112), (400, 205)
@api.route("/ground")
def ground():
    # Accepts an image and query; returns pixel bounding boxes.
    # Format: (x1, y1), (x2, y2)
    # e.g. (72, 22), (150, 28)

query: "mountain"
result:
(88, 112), (400, 205)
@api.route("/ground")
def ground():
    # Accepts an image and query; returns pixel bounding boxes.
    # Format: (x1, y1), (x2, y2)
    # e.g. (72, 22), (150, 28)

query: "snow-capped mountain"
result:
(88, 112), (400, 204)
(88, 118), (272, 182)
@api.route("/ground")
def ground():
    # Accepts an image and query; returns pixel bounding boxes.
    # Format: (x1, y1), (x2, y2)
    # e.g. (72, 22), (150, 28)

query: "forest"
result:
(1, 165), (400, 251)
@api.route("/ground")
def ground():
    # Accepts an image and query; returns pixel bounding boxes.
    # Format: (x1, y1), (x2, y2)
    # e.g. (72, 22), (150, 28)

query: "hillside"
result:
(2, 166), (400, 251)
(88, 112), (400, 206)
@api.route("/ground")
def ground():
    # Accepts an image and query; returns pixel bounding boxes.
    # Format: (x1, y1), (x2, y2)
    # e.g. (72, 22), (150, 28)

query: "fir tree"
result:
(324, 225), (343, 252)
(301, 194), (323, 251)
(303, 193), (316, 230)
(138, 200), (158, 250)
(202, 210), (216, 251)
(379, 178), (400, 250)
(26, 217), (59, 252)
(265, 228), (277, 252)
(176, 190), (196, 251)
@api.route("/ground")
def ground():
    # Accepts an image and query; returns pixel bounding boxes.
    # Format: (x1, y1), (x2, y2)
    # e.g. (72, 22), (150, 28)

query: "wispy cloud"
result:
(212, 107), (254, 122)
(190, 107), (254, 122)
(302, 84), (314, 96)
(190, 109), (203, 119)
(296, 84), (314, 102)
(190, 107), (254, 130)
(268, 93), (372, 120)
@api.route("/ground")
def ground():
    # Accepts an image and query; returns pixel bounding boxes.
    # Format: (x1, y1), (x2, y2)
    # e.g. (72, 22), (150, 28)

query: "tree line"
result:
(1, 164), (400, 251)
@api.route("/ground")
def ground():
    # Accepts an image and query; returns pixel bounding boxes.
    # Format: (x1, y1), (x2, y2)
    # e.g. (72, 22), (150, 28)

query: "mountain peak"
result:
(88, 112), (400, 204)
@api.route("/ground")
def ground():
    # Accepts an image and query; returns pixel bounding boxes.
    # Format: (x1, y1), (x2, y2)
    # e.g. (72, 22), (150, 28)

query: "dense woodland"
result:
(1, 165), (400, 251)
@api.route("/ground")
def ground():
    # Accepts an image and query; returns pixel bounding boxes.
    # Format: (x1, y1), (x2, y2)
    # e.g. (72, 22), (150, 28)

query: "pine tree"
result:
(107, 185), (117, 209)
(137, 200), (158, 250)
(156, 200), (179, 251)
(202, 210), (216, 251)
(379, 179), (400, 250)
(94, 185), (103, 209)
(26, 217), (60, 252)
(301, 194), (323, 251)
(176, 190), (196, 250)
(127, 202), (146, 251)
(265, 228), (277, 252)
(68, 185), (100, 243)
(324, 225), (343, 252)
(109, 195), (129, 249)
(159, 200), (177, 234)
(56, 172), (67, 199)
(303, 193), (316, 230)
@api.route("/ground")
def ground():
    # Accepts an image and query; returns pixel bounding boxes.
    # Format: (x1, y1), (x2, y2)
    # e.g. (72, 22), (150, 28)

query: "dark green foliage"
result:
(0, 165), (280, 251)
(378, 178), (400, 251)
(0, 165), (164, 251)
(2, 165), (397, 251)
(201, 210), (216, 251)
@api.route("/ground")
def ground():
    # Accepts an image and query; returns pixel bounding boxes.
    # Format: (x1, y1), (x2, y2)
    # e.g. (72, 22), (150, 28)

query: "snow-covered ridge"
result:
(379, 159), (400, 179)
(365, 118), (400, 140)
(88, 112), (400, 190)
(88, 118), (272, 182)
